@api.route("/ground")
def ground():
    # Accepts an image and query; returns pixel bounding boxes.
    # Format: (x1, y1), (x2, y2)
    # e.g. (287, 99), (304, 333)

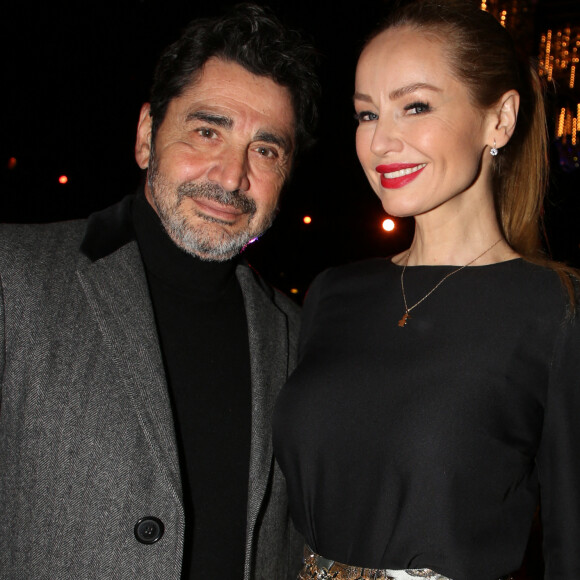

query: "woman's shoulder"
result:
(509, 258), (578, 293)
(303, 257), (393, 307)
(503, 258), (580, 322)
(313, 257), (397, 285)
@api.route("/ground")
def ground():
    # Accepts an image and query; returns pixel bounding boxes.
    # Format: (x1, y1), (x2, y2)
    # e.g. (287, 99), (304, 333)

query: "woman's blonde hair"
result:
(367, 0), (579, 307)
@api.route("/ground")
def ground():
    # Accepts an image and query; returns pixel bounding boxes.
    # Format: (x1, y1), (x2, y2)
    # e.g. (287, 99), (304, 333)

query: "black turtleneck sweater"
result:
(133, 194), (251, 579)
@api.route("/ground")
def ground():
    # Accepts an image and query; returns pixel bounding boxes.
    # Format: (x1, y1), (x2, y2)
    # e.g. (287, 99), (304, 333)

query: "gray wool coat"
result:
(0, 196), (303, 579)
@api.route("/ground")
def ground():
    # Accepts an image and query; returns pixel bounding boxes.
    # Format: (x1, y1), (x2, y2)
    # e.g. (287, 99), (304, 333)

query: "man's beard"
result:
(146, 149), (277, 261)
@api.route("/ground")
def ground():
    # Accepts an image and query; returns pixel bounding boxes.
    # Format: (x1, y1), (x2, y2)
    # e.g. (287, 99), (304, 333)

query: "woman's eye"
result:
(405, 102), (430, 115)
(354, 111), (378, 123)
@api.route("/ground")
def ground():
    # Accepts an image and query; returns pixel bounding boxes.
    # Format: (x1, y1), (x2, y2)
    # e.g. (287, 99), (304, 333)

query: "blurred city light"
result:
(382, 218), (395, 232)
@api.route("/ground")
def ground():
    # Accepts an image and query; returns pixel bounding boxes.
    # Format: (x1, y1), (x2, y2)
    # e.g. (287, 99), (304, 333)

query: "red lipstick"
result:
(376, 163), (427, 189)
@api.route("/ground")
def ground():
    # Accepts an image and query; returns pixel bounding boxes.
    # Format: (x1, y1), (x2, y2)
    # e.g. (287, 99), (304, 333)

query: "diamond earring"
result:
(490, 140), (498, 156)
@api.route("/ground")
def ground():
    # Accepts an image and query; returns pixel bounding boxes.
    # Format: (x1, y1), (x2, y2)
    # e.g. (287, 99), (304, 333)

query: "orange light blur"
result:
(290, 288), (299, 295)
(382, 218), (395, 232)
(59, 175), (68, 184)
(303, 216), (312, 224)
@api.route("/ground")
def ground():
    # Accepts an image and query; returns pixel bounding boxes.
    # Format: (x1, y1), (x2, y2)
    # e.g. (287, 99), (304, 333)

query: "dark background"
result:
(2, 0), (579, 302)
(1, 2), (579, 577)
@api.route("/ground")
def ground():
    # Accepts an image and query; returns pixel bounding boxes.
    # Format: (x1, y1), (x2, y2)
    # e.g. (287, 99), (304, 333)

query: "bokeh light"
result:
(382, 218), (395, 232)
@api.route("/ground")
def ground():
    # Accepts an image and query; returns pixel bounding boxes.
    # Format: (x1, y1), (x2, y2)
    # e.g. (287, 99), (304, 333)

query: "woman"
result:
(273, 1), (580, 579)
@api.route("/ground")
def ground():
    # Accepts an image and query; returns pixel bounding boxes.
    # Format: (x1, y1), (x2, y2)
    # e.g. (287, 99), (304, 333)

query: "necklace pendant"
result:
(398, 312), (410, 327)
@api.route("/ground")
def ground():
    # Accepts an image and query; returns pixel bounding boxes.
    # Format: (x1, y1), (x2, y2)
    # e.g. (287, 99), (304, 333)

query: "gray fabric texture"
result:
(0, 198), (303, 579)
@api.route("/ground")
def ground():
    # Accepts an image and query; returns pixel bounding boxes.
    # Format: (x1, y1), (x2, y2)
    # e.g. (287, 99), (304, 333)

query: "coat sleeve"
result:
(0, 273), (5, 410)
(537, 312), (580, 579)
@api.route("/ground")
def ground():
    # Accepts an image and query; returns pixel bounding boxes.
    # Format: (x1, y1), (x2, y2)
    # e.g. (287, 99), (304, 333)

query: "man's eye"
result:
(197, 128), (217, 138)
(354, 111), (378, 123)
(404, 102), (430, 115)
(256, 146), (278, 158)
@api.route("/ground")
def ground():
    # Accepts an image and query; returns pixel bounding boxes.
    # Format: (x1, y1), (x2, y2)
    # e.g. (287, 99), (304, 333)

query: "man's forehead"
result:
(171, 61), (296, 147)
(189, 60), (291, 108)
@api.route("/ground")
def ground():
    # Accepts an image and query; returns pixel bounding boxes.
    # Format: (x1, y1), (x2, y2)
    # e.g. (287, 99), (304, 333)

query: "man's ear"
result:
(135, 103), (153, 169)
(491, 90), (520, 148)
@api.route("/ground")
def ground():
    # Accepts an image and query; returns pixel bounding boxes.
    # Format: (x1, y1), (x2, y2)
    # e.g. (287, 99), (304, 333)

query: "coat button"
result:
(134, 517), (164, 544)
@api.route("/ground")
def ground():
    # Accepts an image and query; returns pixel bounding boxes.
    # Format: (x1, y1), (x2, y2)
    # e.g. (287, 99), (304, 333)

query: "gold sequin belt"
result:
(298, 546), (514, 580)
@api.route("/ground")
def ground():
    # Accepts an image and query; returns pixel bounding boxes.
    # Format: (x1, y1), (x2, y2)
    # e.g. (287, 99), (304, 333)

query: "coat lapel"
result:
(236, 265), (289, 559)
(76, 241), (182, 501)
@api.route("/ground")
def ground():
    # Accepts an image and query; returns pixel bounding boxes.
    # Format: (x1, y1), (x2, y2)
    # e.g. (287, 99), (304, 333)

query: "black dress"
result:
(273, 258), (580, 580)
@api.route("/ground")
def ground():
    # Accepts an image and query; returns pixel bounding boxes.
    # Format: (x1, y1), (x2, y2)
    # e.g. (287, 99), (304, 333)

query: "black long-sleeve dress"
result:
(273, 258), (580, 580)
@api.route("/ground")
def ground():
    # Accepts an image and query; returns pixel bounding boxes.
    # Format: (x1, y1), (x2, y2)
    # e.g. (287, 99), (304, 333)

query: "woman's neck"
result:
(393, 201), (519, 267)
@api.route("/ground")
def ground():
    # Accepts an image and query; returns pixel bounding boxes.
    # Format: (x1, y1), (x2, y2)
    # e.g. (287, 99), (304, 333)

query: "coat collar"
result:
(77, 198), (183, 504)
(77, 195), (290, 558)
(80, 194), (136, 262)
(236, 264), (290, 567)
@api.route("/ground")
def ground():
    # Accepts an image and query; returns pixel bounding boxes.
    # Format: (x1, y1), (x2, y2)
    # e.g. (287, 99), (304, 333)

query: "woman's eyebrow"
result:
(388, 82), (442, 101)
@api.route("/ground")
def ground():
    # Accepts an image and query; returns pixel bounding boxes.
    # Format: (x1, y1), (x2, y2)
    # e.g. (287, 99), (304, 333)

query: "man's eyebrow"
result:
(254, 130), (293, 154)
(184, 111), (292, 153)
(185, 111), (233, 129)
(353, 83), (442, 104)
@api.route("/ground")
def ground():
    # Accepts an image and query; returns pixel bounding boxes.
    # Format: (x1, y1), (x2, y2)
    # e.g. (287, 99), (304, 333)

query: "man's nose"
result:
(206, 147), (250, 192)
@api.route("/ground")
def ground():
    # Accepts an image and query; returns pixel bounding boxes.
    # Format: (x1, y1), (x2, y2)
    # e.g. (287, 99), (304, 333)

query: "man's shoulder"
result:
(0, 219), (88, 268)
(0, 195), (136, 272)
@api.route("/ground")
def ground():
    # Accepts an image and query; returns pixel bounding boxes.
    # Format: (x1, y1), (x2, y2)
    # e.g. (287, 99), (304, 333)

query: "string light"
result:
(500, 10), (507, 27)
(539, 24), (580, 163)
(539, 27), (580, 88)
(558, 108), (566, 138)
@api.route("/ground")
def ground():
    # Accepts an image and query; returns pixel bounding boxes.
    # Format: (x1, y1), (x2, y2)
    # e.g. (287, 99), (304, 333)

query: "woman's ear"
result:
(135, 103), (153, 169)
(492, 90), (520, 148)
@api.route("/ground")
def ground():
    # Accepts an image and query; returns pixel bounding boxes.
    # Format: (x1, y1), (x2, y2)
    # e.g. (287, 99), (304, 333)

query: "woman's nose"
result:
(369, 118), (403, 157)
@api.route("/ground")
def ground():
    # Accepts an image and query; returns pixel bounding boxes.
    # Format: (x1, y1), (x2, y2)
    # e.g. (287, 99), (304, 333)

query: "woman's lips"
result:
(376, 163), (427, 189)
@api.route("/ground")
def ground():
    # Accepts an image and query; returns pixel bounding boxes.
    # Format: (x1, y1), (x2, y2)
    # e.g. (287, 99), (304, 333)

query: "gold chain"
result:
(398, 238), (502, 327)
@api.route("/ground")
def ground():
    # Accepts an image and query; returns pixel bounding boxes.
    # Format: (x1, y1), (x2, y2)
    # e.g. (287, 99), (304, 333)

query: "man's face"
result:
(135, 57), (296, 261)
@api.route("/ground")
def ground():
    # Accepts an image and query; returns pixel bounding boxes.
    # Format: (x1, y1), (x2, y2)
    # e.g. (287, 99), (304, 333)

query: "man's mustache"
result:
(177, 182), (256, 215)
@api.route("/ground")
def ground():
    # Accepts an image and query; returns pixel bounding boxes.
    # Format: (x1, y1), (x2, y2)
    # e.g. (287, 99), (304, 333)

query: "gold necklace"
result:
(398, 238), (502, 327)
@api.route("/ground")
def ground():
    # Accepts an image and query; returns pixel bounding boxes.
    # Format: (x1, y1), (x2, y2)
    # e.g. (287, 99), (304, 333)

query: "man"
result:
(0, 5), (319, 579)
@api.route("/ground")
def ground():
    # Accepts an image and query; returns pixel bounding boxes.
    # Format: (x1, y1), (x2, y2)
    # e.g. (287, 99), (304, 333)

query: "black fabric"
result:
(133, 194), (251, 580)
(273, 258), (580, 580)
(81, 195), (136, 261)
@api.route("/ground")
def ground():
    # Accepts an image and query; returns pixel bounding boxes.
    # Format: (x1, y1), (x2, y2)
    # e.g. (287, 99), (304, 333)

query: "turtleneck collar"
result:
(132, 192), (239, 298)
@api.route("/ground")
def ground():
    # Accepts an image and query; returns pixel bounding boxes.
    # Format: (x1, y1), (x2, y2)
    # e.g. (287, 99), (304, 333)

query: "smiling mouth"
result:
(376, 163), (427, 189)
(380, 163), (427, 179)
(192, 198), (247, 224)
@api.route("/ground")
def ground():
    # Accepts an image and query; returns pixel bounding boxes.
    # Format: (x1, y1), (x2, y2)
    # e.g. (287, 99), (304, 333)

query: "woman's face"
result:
(354, 26), (495, 220)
